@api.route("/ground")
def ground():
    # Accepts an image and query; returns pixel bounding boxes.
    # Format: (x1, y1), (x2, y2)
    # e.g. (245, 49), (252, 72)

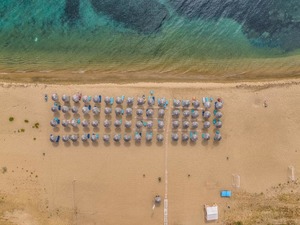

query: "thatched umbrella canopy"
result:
(191, 121), (199, 129)
(215, 120), (222, 128)
(203, 121), (210, 129)
(147, 121), (153, 129)
(192, 100), (200, 108)
(158, 109), (165, 117)
(92, 106), (100, 115)
(203, 111), (211, 119)
(215, 111), (223, 119)
(51, 105), (59, 112)
(71, 119), (79, 127)
(182, 133), (189, 142)
(92, 120), (99, 127)
(115, 107), (123, 116)
(62, 106), (69, 113)
(50, 134), (59, 142)
(127, 97), (134, 105)
(72, 94), (80, 103)
(93, 95), (101, 103)
(125, 108), (132, 116)
(158, 98), (166, 107)
(214, 131), (222, 141)
(51, 93), (58, 102)
(104, 107), (112, 115)
(146, 132), (153, 142)
(82, 106), (90, 114)
(148, 97), (155, 106)
(190, 133), (198, 142)
(70, 134), (78, 142)
(172, 109), (180, 118)
(136, 121), (143, 129)
(183, 110), (190, 118)
(116, 96), (124, 105)
(91, 134), (99, 142)
(157, 134), (164, 142)
(81, 134), (89, 142)
(103, 134), (110, 142)
(204, 101), (211, 109)
(182, 100), (190, 108)
(123, 134), (131, 142)
(104, 96), (110, 105)
(137, 97), (145, 105)
(125, 120), (132, 128)
(182, 121), (189, 129)
(215, 101), (223, 110)
(82, 95), (91, 104)
(50, 119), (58, 127)
(173, 99), (181, 108)
(114, 119), (122, 128)
(62, 135), (70, 142)
(62, 120), (70, 127)
(82, 120), (89, 127)
(113, 134), (121, 142)
(171, 133), (179, 141)
(202, 133), (210, 140)
(135, 133), (142, 141)
(62, 94), (70, 103)
(158, 120), (164, 129)
(146, 109), (154, 117)
(172, 120), (179, 129)
(191, 110), (199, 118)
(71, 106), (78, 114)
(103, 119), (111, 128)
(136, 109), (143, 116)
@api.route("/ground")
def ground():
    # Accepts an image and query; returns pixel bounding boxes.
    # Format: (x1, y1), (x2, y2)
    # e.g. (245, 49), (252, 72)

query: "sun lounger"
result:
(220, 190), (231, 197)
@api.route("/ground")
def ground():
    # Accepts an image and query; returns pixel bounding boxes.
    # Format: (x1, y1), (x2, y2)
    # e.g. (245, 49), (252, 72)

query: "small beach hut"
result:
(51, 105), (59, 112)
(71, 119), (80, 127)
(157, 134), (164, 142)
(215, 101), (223, 110)
(190, 132), (198, 142)
(72, 94), (81, 103)
(116, 96), (124, 105)
(183, 110), (190, 118)
(93, 95), (101, 103)
(104, 96), (111, 105)
(173, 99), (181, 108)
(127, 97), (134, 105)
(136, 109), (143, 116)
(191, 121), (199, 129)
(148, 97), (155, 106)
(62, 135), (70, 142)
(135, 132), (142, 142)
(191, 110), (199, 118)
(158, 109), (165, 117)
(125, 120), (132, 128)
(62, 120), (70, 127)
(50, 134), (60, 143)
(146, 109), (154, 117)
(114, 119), (122, 127)
(214, 120), (222, 128)
(91, 120), (99, 128)
(91, 133), (99, 142)
(50, 118), (60, 127)
(125, 108), (132, 116)
(171, 133), (179, 141)
(136, 121), (143, 129)
(137, 97), (145, 105)
(172, 120), (179, 129)
(71, 106), (79, 114)
(115, 107), (123, 116)
(103, 134), (110, 142)
(103, 119), (111, 128)
(202, 133), (210, 140)
(182, 121), (189, 129)
(203, 111), (211, 119)
(192, 100), (200, 108)
(172, 109), (180, 118)
(82, 120), (89, 127)
(123, 134), (131, 142)
(146, 132), (153, 142)
(70, 134), (79, 142)
(158, 98), (166, 107)
(158, 120), (164, 129)
(104, 107), (112, 115)
(182, 133), (189, 142)
(147, 121), (153, 129)
(62, 105), (69, 113)
(62, 94), (70, 103)
(51, 93), (58, 102)
(182, 100), (190, 108)
(113, 134), (121, 142)
(82, 106), (90, 114)
(81, 133), (90, 142)
(92, 106), (100, 115)
(214, 111), (223, 119)
(82, 95), (91, 104)
(203, 121), (210, 129)
(204, 101), (211, 109)
(205, 205), (218, 221)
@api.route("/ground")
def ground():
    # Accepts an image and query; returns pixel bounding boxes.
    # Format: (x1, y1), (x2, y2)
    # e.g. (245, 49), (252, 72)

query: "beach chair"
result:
(220, 190), (231, 198)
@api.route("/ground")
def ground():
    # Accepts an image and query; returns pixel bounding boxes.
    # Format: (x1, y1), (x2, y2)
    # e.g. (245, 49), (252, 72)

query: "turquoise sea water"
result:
(0, 0), (299, 80)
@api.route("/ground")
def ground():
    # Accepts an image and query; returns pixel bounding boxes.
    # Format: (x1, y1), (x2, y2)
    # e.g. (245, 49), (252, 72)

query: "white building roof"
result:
(205, 205), (218, 221)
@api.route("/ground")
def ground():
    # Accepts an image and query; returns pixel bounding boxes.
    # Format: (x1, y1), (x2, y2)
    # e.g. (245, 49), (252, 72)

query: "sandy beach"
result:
(0, 80), (300, 225)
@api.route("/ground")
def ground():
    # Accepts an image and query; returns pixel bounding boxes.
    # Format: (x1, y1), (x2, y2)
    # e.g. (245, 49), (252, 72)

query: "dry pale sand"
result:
(0, 80), (300, 225)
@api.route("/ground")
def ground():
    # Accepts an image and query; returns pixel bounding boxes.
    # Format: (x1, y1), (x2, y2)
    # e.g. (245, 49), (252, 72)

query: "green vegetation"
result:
(33, 137), (36, 140)
(9, 117), (14, 122)
(24, 119), (29, 123)
(34, 123), (39, 129)
(1, 167), (7, 174)
(20, 128), (25, 132)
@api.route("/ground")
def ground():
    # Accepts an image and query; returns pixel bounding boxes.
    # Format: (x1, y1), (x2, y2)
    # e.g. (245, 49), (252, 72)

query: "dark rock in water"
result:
(89, 0), (169, 33)
(169, 0), (300, 51)
(64, 0), (80, 23)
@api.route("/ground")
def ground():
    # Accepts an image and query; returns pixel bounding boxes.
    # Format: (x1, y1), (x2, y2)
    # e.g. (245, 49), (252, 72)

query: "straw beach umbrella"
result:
(127, 97), (134, 105)
(172, 120), (179, 129)
(215, 120), (222, 128)
(104, 96), (110, 105)
(125, 121), (132, 128)
(124, 134), (131, 142)
(192, 100), (200, 108)
(158, 120), (164, 129)
(62, 94), (70, 103)
(51, 93), (58, 102)
(70, 134), (78, 142)
(204, 101), (211, 109)
(115, 107), (123, 116)
(148, 97), (155, 106)
(71, 106), (78, 114)
(172, 109), (180, 118)
(158, 98), (166, 107)
(62, 120), (70, 127)
(146, 132), (153, 142)
(125, 108), (132, 116)
(103, 134), (110, 142)
(157, 134), (164, 142)
(93, 95), (101, 103)
(203, 111), (211, 119)
(50, 134), (59, 142)
(91, 133), (99, 142)
(182, 133), (189, 142)
(51, 105), (59, 112)
(183, 110), (190, 118)
(50, 118), (59, 127)
(81, 134), (90, 142)
(72, 94), (81, 103)
(182, 100), (190, 108)
(135, 133), (142, 142)
(215, 101), (223, 110)
(190, 133), (198, 142)
(146, 109), (154, 117)
(92, 106), (100, 115)
(113, 134), (121, 142)
(202, 133), (210, 140)
(136, 121), (143, 129)
(182, 121), (189, 129)
(171, 133), (179, 141)
(104, 107), (112, 115)
(114, 119), (122, 128)
(215, 111), (223, 119)
(71, 119), (79, 127)
(147, 121), (153, 129)
(62, 135), (70, 142)
(82, 95), (91, 104)
(82, 120), (89, 127)
(158, 109), (165, 117)
(91, 120), (99, 128)
(191, 110), (199, 118)
(137, 97), (145, 105)
(136, 109), (143, 116)
(62, 106), (69, 113)
(103, 119), (111, 128)
(203, 121), (210, 129)
(82, 106), (90, 114)
(214, 131), (222, 141)
(191, 121), (199, 129)
(116, 96), (124, 105)
(173, 99), (181, 108)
